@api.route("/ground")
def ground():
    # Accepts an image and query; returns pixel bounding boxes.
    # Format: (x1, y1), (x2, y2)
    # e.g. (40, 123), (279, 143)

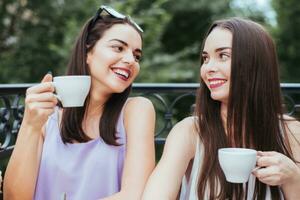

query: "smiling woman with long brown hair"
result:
(4, 5), (155, 200)
(142, 17), (300, 200)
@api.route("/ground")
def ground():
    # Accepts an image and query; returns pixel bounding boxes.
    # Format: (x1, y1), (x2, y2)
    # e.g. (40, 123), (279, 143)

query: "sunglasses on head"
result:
(90, 5), (143, 33)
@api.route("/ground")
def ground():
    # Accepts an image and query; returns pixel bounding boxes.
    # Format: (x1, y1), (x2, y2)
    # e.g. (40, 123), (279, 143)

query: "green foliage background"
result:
(272, 0), (300, 82)
(1, 0), (299, 84)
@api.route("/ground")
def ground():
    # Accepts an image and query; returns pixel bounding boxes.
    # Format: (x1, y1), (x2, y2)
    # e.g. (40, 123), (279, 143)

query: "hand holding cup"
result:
(23, 73), (57, 131)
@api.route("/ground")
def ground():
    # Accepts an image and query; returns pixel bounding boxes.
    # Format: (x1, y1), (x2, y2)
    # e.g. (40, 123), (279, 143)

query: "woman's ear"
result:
(86, 49), (93, 65)
(86, 52), (91, 65)
(86, 44), (93, 65)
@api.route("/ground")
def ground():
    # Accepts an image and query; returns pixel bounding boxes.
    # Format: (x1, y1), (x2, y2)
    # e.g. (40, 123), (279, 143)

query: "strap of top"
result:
(179, 136), (201, 200)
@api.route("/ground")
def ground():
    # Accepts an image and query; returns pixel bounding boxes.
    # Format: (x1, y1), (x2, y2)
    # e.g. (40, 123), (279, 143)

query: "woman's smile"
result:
(208, 78), (227, 89)
(111, 67), (131, 81)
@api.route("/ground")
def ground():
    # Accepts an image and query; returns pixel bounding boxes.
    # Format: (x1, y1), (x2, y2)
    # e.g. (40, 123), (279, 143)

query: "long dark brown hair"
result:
(60, 15), (142, 145)
(195, 18), (295, 199)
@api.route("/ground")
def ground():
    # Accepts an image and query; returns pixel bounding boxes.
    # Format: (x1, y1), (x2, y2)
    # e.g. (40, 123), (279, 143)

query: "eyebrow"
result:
(215, 47), (231, 52)
(202, 47), (231, 54)
(109, 39), (142, 54)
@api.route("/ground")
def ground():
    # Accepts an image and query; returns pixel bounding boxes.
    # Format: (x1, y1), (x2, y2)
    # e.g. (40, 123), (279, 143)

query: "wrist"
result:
(19, 122), (44, 135)
(281, 166), (300, 199)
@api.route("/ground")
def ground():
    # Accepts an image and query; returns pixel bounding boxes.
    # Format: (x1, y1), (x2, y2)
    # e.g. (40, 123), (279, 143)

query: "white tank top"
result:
(179, 138), (284, 200)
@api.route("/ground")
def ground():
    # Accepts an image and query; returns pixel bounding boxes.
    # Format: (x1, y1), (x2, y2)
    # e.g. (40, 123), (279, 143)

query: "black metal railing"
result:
(0, 83), (300, 161)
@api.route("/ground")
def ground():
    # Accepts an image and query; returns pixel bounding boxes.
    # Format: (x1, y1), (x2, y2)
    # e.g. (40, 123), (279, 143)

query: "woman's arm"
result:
(142, 117), (198, 200)
(4, 126), (45, 200)
(101, 97), (156, 200)
(4, 74), (57, 200)
(281, 118), (300, 199)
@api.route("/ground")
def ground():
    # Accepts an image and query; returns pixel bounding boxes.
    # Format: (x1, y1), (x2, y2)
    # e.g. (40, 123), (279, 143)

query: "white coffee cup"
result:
(53, 75), (91, 107)
(218, 148), (257, 183)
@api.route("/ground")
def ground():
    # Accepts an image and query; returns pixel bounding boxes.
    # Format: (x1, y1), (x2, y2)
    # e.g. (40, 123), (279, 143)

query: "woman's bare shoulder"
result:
(283, 115), (300, 136)
(283, 115), (300, 156)
(165, 116), (199, 159)
(176, 116), (198, 136)
(124, 97), (154, 117)
(125, 96), (153, 107)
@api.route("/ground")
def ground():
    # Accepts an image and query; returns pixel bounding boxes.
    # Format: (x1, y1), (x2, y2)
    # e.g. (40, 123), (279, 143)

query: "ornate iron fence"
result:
(0, 83), (300, 161)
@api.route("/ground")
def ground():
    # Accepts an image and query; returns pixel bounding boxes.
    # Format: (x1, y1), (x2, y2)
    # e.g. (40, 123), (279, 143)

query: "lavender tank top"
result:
(34, 107), (126, 200)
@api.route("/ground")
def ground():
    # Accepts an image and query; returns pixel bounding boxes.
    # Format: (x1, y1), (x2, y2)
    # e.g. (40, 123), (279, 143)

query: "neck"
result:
(82, 90), (110, 139)
(221, 102), (228, 124)
(86, 86), (112, 117)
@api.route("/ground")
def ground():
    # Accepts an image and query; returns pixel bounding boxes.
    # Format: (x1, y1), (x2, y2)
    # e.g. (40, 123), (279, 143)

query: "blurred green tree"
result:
(0, 0), (275, 84)
(272, 0), (300, 82)
(0, 0), (173, 83)
(135, 0), (234, 83)
(0, 0), (111, 83)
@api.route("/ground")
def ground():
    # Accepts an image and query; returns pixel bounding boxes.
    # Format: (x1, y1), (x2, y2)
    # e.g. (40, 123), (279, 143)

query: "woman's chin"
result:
(210, 93), (228, 102)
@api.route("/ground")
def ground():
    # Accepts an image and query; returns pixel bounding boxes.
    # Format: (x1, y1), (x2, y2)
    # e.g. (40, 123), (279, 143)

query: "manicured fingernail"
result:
(47, 71), (53, 75)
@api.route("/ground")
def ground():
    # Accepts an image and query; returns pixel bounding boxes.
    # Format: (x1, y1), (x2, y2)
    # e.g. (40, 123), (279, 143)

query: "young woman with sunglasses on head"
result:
(142, 18), (300, 200)
(4, 5), (155, 200)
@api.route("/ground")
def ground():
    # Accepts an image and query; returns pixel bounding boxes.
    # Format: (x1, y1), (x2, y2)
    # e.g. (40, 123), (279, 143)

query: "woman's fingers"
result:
(257, 175), (281, 186)
(41, 73), (53, 83)
(257, 151), (277, 157)
(22, 74), (57, 130)
(26, 92), (58, 104)
(253, 165), (286, 186)
(253, 151), (299, 186)
(26, 82), (55, 96)
(27, 102), (57, 110)
(26, 74), (54, 95)
(257, 153), (281, 167)
(253, 165), (278, 179)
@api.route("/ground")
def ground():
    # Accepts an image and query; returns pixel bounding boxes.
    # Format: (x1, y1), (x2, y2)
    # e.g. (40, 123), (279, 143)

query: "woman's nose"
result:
(205, 59), (218, 72)
(122, 51), (135, 65)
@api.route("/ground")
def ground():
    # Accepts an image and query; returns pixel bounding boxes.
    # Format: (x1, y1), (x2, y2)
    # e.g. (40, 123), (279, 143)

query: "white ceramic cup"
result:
(53, 75), (91, 107)
(218, 148), (257, 183)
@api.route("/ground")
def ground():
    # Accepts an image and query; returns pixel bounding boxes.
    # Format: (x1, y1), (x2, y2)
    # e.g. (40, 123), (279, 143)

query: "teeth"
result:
(113, 69), (129, 78)
(209, 80), (226, 85)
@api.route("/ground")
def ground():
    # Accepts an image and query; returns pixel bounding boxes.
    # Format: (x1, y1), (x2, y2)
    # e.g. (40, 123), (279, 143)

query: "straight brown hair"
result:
(60, 17), (142, 145)
(195, 18), (295, 199)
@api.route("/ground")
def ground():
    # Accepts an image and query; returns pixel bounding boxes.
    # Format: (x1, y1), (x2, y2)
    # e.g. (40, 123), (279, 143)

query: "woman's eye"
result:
(134, 55), (141, 62)
(220, 53), (230, 61)
(112, 45), (124, 52)
(202, 55), (209, 64)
